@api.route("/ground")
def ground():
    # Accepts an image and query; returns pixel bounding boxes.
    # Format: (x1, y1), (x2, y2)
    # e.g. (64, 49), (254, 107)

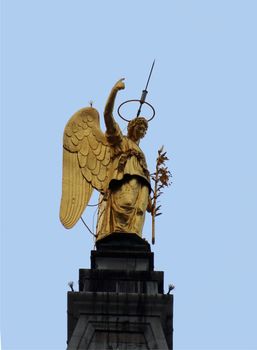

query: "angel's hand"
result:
(147, 196), (153, 214)
(114, 78), (125, 91)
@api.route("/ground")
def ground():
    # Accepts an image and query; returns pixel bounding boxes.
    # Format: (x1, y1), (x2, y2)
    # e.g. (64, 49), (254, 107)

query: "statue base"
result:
(67, 233), (173, 349)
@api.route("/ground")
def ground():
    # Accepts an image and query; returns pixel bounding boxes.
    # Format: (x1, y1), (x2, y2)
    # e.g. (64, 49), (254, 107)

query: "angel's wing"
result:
(60, 107), (111, 229)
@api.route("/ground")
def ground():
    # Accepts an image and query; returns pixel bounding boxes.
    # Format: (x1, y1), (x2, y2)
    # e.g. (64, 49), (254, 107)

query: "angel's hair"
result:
(127, 117), (148, 138)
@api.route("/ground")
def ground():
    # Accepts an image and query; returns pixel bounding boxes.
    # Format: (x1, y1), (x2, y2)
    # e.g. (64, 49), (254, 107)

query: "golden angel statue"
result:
(60, 78), (151, 241)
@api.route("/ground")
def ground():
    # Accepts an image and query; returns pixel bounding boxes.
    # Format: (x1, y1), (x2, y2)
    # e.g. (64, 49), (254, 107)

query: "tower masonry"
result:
(67, 233), (173, 349)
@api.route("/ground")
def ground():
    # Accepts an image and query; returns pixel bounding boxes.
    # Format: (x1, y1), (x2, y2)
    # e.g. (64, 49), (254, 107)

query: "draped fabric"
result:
(96, 122), (150, 240)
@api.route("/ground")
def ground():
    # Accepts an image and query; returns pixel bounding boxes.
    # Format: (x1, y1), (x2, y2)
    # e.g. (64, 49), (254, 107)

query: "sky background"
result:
(1, 0), (257, 349)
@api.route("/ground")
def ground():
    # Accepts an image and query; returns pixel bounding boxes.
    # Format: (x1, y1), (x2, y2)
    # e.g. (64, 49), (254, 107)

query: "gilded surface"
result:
(60, 79), (151, 240)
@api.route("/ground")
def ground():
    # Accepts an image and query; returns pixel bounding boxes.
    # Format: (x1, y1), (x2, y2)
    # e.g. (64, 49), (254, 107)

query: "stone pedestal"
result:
(67, 233), (173, 349)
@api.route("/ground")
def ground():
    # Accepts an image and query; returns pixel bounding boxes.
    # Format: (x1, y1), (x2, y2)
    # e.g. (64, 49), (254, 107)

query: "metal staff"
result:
(117, 60), (156, 122)
(136, 59), (155, 117)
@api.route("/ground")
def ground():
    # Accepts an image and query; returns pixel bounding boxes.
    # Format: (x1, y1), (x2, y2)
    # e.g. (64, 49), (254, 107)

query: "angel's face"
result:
(133, 123), (147, 141)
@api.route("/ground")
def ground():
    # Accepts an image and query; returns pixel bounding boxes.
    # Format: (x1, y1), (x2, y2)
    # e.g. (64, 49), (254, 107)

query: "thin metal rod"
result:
(145, 59), (155, 91)
(136, 60), (155, 118)
(80, 217), (96, 237)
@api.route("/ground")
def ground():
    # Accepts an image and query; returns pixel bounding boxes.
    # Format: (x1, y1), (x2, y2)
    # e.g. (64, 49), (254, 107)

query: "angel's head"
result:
(127, 117), (148, 142)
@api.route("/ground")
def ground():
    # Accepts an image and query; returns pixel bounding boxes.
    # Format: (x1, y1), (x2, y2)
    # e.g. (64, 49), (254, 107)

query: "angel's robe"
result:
(96, 121), (151, 240)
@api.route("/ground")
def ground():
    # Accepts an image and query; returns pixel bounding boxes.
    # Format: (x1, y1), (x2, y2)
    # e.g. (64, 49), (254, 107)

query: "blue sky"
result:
(1, 0), (257, 349)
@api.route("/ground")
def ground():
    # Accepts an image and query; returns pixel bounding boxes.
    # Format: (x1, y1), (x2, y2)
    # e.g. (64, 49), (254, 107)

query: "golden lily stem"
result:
(152, 160), (159, 245)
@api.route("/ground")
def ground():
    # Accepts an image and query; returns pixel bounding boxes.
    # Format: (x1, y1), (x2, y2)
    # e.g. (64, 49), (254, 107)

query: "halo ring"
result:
(117, 99), (155, 122)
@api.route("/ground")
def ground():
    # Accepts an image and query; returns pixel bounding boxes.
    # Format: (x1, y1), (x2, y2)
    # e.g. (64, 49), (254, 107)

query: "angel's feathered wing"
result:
(60, 107), (111, 228)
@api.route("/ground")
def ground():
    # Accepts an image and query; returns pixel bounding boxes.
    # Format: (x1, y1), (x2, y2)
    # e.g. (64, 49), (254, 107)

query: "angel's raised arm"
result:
(104, 78), (125, 134)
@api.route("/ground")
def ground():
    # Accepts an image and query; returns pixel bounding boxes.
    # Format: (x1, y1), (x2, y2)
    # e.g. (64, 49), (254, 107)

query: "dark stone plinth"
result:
(95, 232), (151, 251)
(67, 233), (173, 349)
(79, 269), (163, 294)
(92, 233), (154, 271)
